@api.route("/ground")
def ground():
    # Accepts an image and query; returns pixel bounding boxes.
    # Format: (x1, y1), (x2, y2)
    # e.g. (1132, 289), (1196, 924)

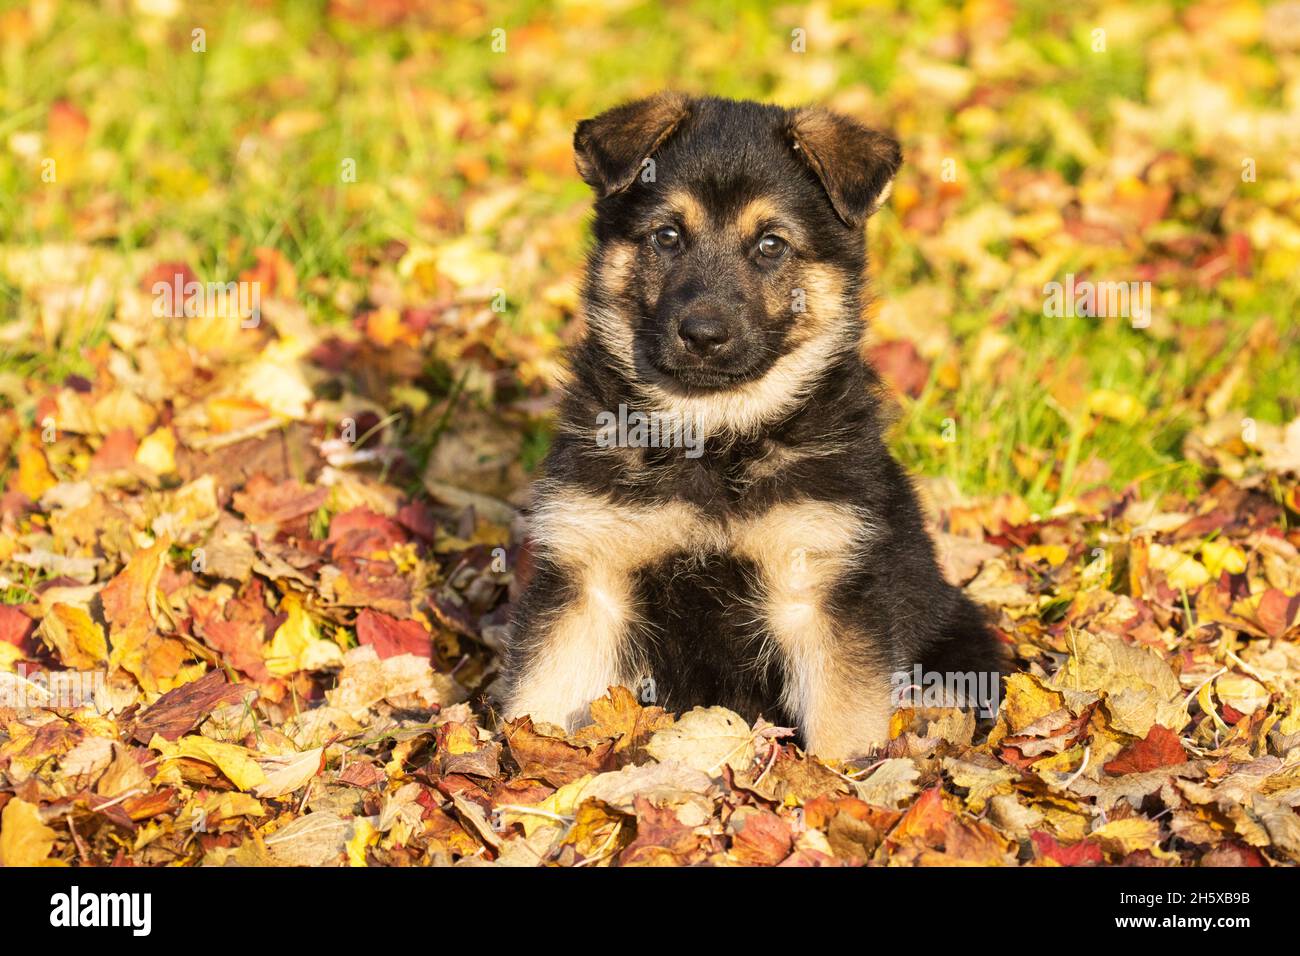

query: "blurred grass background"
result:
(2, 0), (1298, 513)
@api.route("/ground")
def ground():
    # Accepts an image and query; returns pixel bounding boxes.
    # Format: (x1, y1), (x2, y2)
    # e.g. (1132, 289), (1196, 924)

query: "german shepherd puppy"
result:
(501, 93), (1004, 759)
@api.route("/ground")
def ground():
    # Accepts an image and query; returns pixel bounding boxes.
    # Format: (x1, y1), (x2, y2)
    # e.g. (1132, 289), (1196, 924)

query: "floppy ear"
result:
(574, 92), (691, 199)
(787, 107), (902, 227)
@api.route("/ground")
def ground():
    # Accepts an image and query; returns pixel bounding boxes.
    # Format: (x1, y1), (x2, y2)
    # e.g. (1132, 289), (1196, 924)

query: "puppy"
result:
(501, 93), (1004, 759)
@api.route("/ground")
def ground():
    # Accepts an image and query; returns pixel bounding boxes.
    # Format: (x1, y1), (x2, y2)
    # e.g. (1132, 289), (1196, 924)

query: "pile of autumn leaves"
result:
(2, 305), (1300, 865)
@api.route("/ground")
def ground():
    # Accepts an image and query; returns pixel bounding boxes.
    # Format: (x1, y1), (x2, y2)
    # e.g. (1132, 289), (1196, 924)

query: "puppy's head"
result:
(576, 94), (900, 397)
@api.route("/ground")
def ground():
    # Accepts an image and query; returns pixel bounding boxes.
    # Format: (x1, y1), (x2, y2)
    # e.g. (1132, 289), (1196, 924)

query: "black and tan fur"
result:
(501, 93), (1004, 759)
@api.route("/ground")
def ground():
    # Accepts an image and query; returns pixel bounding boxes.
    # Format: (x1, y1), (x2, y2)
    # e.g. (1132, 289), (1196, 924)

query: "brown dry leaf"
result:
(559, 799), (631, 861)
(943, 756), (1017, 813)
(438, 722), (501, 779)
(573, 761), (715, 824)
(103, 537), (194, 693)
(59, 736), (115, 785)
(96, 742), (153, 798)
(573, 685), (674, 753)
(503, 716), (616, 787)
(1052, 632), (1187, 736)
(887, 786), (1016, 866)
(131, 669), (252, 743)
(1090, 817), (1165, 858)
(232, 474), (329, 526)
(619, 796), (710, 866)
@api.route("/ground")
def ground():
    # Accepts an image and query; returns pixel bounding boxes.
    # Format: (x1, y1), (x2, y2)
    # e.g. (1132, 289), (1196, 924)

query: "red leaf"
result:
(328, 508), (408, 559)
(1103, 724), (1187, 775)
(395, 500), (440, 543)
(355, 608), (432, 659)
(868, 339), (930, 399)
(729, 808), (795, 866)
(1255, 588), (1300, 640)
(47, 100), (90, 147)
(1032, 831), (1103, 866)
(189, 583), (273, 683)
(138, 262), (199, 303)
(232, 473), (328, 525)
(90, 429), (140, 473)
(0, 605), (35, 651)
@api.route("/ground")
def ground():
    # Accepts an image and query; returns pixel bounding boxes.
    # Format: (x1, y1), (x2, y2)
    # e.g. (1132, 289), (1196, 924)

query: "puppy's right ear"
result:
(574, 92), (690, 199)
(788, 107), (902, 228)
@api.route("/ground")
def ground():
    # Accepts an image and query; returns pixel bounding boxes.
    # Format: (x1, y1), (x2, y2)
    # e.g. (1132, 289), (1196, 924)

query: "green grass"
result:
(2, 0), (1297, 515)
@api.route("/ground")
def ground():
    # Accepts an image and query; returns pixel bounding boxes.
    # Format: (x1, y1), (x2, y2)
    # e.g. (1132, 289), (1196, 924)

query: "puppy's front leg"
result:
(502, 558), (636, 730)
(502, 492), (706, 730)
(737, 500), (892, 760)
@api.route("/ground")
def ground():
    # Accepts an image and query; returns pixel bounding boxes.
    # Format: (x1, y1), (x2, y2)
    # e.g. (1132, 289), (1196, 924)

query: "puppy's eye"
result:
(757, 235), (789, 259)
(652, 226), (681, 250)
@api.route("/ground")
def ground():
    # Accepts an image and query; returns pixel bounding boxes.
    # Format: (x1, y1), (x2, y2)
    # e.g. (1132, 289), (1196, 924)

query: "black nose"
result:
(678, 315), (731, 356)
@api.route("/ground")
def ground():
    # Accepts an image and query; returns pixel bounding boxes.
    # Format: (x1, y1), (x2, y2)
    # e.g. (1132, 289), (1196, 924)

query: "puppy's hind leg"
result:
(915, 591), (1008, 719)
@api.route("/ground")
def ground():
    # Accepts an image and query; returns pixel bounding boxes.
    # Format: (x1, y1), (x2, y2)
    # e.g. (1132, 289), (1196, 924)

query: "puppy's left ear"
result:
(574, 92), (691, 199)
(788, 107), (902, 227)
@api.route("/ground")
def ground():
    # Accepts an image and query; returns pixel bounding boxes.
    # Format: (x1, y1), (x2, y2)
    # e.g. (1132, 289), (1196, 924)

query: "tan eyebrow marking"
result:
(662, 188), (708, 235)
(734, 196), (786, 238)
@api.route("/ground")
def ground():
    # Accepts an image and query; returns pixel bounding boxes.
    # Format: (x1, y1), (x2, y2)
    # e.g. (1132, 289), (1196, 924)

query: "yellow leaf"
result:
(1023, 544), (1069, 567)
(561, 799), (628, 858)
(39, 603), (108, 669)
(999, 673), (1066, 735)
(1148, 543), (1211, 591)
(92, 388), (156, 437)
(645, 706), (755, 776)
(181, 791), (265, 830)
(502, 775), (594, 838)
(16, 435), (56, 500)
(1201, 539), (1246, 579)
(268, 109), (325, 138)
(1215, 674), (1269, 716)
(434, 237), (508, 288)
(346, 815), (375, 867)
(1054, 632), (1186, 737)
(205, 397), (270, 433)
(265, 593), (339, 677)
(361, 306), (420, 348)
(253, 747), (324, 798)
(151, 734), (267, 792)
(1087, 389), (1144, 425)
(0, 797), (63, 866)
(135, 426), (177, 476)
(1199, 682), (1230, 735)
(0, 642), (25, 671)
(235, 346), (314, 420)
(1091, 817), (1161, 856)
(444, 723), (479, 756)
